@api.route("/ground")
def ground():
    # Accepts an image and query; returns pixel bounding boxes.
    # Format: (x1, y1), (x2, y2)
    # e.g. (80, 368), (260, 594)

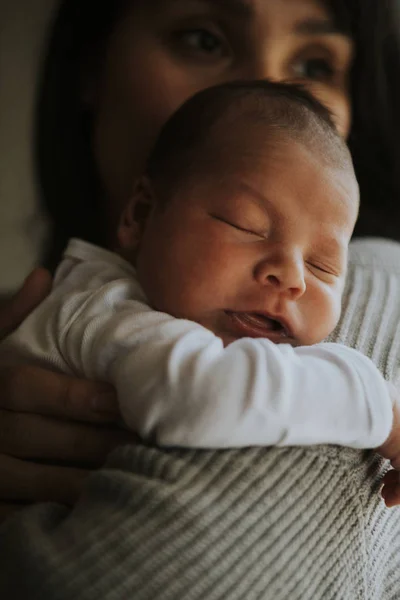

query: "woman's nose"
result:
(254, 253), (306, 300)
(238, 53), (283, 83)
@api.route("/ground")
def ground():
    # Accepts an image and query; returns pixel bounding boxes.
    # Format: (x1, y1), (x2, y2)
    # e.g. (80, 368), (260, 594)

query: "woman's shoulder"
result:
(333, 236), (400, 384)
(349, 237), (400, 273)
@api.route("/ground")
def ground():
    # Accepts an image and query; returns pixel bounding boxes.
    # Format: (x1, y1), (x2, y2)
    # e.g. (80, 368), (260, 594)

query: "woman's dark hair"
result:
(36, 0), (400, 269)
(36, 0), (133, 269)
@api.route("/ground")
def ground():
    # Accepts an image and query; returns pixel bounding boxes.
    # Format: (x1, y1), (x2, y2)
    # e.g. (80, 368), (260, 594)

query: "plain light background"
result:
(0, 0), (58, 294)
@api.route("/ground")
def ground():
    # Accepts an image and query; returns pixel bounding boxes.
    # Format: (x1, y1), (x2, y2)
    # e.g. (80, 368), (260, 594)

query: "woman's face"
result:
(88, 0), (354, 236)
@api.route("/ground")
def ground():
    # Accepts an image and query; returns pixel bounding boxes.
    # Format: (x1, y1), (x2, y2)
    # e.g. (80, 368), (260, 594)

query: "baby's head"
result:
(118, 81), (359, 347)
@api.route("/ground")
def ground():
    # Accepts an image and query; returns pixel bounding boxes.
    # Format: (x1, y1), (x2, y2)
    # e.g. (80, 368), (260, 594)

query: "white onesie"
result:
(0, 238), (392, 449)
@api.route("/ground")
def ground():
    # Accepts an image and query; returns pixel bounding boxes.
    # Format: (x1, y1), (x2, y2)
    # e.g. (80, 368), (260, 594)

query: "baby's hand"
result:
(377, 382), (400, 507)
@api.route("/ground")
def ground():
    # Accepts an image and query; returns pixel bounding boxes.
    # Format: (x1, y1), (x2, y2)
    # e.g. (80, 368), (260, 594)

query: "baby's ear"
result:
(118, 177), (155, 251)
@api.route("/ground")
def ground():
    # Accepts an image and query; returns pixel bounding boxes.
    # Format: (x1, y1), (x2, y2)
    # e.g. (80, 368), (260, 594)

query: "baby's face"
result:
(133, 138), (358, 347)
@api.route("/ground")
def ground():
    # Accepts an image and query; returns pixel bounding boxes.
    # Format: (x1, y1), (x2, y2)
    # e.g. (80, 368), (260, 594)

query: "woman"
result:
(1, 0), (400, 597)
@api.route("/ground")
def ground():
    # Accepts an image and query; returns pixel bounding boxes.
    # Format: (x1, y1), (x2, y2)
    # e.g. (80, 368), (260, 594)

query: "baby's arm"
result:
(3, 274), (392, 450)
(56, 292), (392, 450)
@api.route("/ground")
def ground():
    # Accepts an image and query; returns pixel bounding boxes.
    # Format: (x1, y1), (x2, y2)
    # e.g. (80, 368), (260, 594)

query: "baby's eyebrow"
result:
(236, 182), (276, 217)
(314, 237), (347, 262)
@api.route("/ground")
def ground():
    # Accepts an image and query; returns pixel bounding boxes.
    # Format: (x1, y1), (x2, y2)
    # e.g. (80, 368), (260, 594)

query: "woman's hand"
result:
(0, 269), (132, 522)
(377, 383), (400, 507)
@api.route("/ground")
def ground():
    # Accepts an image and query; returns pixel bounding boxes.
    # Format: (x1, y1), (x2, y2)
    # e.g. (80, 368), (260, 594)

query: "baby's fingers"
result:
(381, 470), (400, 507)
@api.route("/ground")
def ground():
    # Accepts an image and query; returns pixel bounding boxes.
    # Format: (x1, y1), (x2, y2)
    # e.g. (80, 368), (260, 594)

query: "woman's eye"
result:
(292, 57), (335, 82)
(174, 29), (226, 57)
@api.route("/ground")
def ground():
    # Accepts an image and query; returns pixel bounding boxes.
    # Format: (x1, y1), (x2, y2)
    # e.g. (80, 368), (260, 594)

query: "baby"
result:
(1, 81), (399, 502)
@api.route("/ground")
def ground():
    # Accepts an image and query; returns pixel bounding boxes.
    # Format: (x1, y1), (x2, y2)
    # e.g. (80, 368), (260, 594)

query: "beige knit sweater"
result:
(1, 238), (400, 600)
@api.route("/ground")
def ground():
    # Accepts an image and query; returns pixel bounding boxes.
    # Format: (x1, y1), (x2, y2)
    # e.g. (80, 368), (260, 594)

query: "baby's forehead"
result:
(209, 105), (348, 161)
(208, 117), (355, 185)
(200, 129), (359, 231)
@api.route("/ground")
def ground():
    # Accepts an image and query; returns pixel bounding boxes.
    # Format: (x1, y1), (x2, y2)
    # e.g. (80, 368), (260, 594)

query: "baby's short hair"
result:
(146, 80), (353, 193)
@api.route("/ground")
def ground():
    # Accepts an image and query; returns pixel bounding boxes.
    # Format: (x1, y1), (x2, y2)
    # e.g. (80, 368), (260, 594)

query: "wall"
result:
(0, 0), (58, 294)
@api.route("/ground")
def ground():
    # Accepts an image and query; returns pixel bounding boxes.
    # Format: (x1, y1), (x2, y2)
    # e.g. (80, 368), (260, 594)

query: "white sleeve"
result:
(58, 289), (393, 450)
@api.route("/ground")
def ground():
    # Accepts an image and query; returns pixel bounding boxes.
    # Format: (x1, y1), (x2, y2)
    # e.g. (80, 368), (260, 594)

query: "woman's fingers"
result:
(0, 270), (134, 509)
(0, 270), (134, 508)
(382, 469), (399, 485)
(381, 482), (400, 507)
(0, 365), (120, 423)
(0, 268), (52, 340)
(381, 469), (400, 507)
(0, 453), (89, 504)
(0, 410), (133, 465)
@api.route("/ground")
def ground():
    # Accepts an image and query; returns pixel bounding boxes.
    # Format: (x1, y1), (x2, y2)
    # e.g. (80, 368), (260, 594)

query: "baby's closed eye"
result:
(209, 212), (268, 240)
(305, 259), (343, 282)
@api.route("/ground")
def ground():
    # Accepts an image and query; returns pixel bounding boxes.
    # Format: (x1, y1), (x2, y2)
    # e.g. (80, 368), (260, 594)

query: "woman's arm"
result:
(0, 441), (396, 600)
(0, 269), (132, 523)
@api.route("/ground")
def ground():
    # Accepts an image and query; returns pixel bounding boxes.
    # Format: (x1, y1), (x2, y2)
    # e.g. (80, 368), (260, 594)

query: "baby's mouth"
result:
(225, 311), (292, 341)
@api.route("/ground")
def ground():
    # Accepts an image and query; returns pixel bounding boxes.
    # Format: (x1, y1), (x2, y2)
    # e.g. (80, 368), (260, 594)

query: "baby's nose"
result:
(255, 253), (306, 300)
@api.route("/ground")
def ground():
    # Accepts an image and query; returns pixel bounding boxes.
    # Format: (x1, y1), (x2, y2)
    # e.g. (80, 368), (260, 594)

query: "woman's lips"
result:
(224, 311), (294, 343)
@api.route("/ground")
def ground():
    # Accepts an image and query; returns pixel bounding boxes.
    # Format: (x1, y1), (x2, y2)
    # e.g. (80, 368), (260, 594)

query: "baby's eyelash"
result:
(306, 261), (341, 278)
(210, 214), (263, 237)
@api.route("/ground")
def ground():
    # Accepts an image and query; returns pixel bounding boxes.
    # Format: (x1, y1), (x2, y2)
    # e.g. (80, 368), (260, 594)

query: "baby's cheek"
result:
(302, 289), (342, 344)
(140, 259), (213, 320)
(320, 293), (343, 339)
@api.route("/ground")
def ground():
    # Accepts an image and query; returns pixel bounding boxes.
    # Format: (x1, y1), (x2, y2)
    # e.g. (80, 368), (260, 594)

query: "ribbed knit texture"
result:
(1, 238), (400, 600)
